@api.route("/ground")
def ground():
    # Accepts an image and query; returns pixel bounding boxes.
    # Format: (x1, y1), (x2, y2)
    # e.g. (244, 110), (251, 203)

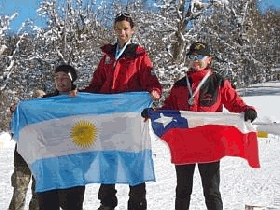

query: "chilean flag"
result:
(148, 110), (260, 168)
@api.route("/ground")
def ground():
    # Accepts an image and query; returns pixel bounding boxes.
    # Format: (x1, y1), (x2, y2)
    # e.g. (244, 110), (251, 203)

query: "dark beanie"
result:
(55, 64), (77, 83)
(186, 42), (211, 56)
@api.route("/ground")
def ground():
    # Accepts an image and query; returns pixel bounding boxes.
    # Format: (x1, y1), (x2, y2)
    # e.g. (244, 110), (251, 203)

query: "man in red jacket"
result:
(81, 14), (161, 98)
(142, 42), (257, 210)
(79, 13), (162, 210)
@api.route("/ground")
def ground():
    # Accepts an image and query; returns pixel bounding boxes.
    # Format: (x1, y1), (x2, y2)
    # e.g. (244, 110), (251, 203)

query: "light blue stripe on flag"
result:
(32, 150), (154, 193)
(12, 92), (152, 140)
(12, 92), (155, 192)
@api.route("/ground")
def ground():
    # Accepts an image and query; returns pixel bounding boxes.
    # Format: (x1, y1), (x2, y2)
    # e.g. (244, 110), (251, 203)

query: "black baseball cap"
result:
(186, 42), (211, 56)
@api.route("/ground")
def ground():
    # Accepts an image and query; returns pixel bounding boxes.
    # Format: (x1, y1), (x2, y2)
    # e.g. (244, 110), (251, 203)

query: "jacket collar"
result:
(101, 43), (145, 58)
(188, 69), (212, 82)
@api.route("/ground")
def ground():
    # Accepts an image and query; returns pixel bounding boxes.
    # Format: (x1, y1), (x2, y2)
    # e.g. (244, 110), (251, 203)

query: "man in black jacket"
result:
(37, 64), (85, 210)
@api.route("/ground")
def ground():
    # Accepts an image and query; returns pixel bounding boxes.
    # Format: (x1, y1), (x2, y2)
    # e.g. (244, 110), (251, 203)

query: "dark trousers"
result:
(98, 183), (147, 210)
(38, 186), (85, 210)
(175, 161), (223, 210)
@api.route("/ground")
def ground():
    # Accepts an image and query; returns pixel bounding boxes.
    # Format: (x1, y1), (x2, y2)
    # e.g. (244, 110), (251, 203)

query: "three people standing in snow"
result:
(9, 12), (258, 210)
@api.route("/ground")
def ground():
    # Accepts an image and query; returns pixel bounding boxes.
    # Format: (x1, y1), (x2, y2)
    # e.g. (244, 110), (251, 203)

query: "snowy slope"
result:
(1, 82), (280, 210)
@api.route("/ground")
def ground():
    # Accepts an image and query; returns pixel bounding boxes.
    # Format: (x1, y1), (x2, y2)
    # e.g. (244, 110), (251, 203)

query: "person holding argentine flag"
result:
(9, 64), (85, 210)
(141, 42), (258, 210)
(36, 64), (86, 210)
(73, 12), (162, 210)
(11, 64), (85, 210)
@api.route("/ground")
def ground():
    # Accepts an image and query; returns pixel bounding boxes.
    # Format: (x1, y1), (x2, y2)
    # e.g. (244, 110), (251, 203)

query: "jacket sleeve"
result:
(138, 52), (162, 97)
(161, 87), (178, 110)
(80, 56), (106, 93)
(221, 80), (256, 112)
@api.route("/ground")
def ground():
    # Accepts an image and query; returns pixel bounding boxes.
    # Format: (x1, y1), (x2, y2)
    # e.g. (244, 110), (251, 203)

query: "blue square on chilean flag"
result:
(148, 110), (189, 137)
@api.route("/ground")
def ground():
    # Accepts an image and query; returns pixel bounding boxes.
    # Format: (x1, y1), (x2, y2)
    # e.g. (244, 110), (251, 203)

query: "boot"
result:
(127, 198), (147, 210)
(128, 183), (147, 210)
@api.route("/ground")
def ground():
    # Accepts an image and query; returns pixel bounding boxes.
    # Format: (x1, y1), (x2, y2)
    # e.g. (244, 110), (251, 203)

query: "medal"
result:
(105, 56), (111, 64)
(188, 97), (195, 105)
(186, 71), (210, 107)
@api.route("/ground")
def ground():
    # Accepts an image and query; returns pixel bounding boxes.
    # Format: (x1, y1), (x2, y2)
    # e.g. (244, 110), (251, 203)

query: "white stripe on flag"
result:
(179, 111), (256, 133)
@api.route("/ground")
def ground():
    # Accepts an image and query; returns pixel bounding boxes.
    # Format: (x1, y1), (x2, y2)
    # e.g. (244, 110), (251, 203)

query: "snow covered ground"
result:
(1, 81), (280, 210)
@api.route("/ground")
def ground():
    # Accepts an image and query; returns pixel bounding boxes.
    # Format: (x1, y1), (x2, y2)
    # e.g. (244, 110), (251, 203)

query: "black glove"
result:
(9, 103), (17, 113)
(141, 108), (152, 119)
(244, 108), (257, 122)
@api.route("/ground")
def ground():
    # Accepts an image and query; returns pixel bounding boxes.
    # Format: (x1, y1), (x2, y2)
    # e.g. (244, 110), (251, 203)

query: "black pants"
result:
(175, 161), (223, 210)
(38, 186), (85, 210)
(98, 183), (147, 210)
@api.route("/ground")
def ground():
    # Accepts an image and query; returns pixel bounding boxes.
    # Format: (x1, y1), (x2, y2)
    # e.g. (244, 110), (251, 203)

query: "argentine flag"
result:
(12, 92), (155, 193)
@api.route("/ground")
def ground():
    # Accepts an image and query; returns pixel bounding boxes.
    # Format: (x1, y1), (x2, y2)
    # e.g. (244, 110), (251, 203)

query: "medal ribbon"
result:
(115, 40), (131, 60)
(186, 71), (211, 105)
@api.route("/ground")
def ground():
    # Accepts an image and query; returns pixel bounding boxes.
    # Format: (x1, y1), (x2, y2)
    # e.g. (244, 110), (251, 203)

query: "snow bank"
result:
(0, 132), (14, 148)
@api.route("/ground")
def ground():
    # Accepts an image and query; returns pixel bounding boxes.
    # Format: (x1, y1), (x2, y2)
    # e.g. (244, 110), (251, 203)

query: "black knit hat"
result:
(55, 64), (77, 82)
(186, 42), (211, 56)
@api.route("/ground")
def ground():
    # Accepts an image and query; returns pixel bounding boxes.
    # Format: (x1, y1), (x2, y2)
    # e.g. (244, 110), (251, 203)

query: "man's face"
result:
(54, 71), (72, 93)
(114, 20), (134, 46)
(187, 54), (212, 71)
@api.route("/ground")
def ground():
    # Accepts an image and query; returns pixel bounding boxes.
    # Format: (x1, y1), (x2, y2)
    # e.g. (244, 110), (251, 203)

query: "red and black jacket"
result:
(163, 69), (255, 113)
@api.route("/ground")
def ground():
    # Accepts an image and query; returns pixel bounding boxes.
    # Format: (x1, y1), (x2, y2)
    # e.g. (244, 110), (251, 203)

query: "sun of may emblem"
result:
(70, 120), (98, 148)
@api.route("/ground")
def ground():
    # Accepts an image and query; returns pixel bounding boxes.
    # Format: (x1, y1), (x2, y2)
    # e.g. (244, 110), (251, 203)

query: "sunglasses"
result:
(187, 55), (205, 60)
(115, 13), (131, 18)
